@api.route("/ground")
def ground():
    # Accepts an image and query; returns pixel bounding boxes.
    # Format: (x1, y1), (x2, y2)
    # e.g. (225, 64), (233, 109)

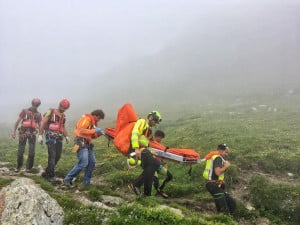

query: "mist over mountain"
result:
(1, 1), (299, 124)
(86, 3), (300, 118)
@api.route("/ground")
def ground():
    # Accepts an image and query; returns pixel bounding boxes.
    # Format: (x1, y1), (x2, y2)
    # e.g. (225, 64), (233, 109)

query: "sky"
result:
(1, 0), (299, 123)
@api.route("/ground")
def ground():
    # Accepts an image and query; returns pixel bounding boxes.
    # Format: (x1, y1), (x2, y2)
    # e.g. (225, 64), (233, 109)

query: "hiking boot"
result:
(41, 171), (49, 179)
(63, 179), (72, 188)
(25, 168), (31, 173)
(14, 168), (20, 172)
(128, 183), (141, 196)
(156, 188), (168, 198)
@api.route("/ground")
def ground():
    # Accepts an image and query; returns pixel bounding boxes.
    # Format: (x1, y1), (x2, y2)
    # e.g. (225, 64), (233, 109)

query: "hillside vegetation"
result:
(0, 98), (299, 225)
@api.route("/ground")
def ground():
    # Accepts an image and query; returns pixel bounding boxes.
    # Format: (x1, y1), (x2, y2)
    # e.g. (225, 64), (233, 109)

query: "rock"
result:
(0, 178), (64, 225)
(101, 195), (124, 206)
(256, 217), (271, 225)
(156, 205), (184, 217)
(287, 172), (294, 177)
(0, 162), (11, 167)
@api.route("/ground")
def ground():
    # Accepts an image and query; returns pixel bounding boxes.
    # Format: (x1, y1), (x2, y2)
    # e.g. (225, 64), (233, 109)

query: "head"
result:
(59, 99), (70, 112)
(147, 111), (162, 127)
(91, 109), (105, 122)
(31, 98), (41, 108)
(154, 130), (165, 143)
(217, 143), (229, 157)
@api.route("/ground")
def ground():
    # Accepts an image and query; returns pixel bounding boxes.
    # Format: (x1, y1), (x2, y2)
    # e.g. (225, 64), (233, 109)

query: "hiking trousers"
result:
(45, 139), (62, 178)
(138, 149), (161, 196)
(17, 134), (36, 170)
(206, 182), (236, 214)
(64, 146), (96, 185)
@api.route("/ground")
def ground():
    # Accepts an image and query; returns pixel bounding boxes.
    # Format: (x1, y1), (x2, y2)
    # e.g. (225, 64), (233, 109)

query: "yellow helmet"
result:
(148, 111), (162, 123)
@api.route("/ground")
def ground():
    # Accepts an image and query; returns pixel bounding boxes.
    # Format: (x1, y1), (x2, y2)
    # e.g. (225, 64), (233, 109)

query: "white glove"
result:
(65, 136), (70, 144)
(38, 135), (43, 145)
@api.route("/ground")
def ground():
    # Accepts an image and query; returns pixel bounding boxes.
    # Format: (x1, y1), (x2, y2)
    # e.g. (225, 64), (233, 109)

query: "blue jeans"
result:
(64, 146), (96, 185)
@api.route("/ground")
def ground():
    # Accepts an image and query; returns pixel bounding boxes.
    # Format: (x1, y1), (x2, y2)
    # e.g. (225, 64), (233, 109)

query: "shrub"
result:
(249, 175), (300, 224)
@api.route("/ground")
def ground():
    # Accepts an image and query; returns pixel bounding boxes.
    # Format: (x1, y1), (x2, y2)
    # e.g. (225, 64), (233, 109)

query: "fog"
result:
(1, 0), (299, 124)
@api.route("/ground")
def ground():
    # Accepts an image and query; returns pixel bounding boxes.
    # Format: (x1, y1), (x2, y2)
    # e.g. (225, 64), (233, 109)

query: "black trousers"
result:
(17, 134), (36, 170)
(153, 169), (173, 191)
(134, 149), (160, 196)
(205, 182), (236, 214)
(45, 139), (62, 178)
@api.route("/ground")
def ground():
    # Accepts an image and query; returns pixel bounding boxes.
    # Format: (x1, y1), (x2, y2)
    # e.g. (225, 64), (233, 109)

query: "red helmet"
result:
(31, 98), (41, 107)
(59, 98), (70, 109)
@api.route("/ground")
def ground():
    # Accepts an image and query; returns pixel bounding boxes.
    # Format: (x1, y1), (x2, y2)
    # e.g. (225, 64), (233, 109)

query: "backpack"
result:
(112, 103), (138, 156)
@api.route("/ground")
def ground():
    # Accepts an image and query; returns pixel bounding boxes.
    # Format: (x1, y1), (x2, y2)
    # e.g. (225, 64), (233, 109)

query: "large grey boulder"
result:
(0, 178), (64, 225)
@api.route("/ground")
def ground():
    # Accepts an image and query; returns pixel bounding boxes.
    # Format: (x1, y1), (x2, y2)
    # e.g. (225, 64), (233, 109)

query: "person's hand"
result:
(95, 127), (102, 133)
(95, 127), (105, 135)
(38, 135), (43, 145)
(65, 136), (70, 144)
(224, 160), (231, 169)
(135, 148), (142, 159)
(12, 132), (16, 139)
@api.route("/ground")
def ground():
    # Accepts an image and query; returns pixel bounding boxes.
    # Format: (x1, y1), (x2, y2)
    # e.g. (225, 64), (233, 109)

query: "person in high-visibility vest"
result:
(203, 143), (236, 214)
(128, 111), (162, 196)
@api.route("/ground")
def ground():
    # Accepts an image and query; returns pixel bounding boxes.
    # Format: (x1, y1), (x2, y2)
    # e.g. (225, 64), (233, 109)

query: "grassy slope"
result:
(0, 96), (299, 225)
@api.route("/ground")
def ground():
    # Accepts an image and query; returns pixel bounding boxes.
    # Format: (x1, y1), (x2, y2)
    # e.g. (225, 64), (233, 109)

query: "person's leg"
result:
(159, 169), (173, 191)
(153, 172), (159, 190)
(45, 141), (57, 178)
(83, 148), (96, 185)
(141, 150), (160, 196)
(54, 140), (63, 166)
(206, 182), (229, 213)
(16, 136), (27, 171)
(225, 192), (236, 214)
(64, 148), (89, 182)
(143, 165), (155, 196)
(133, 172), (145, 188)
(26, 135), (36, 170)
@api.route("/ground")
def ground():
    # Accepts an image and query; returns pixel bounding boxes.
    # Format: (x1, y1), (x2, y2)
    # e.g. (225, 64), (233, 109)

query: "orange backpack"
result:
(113, 103), (138, 156)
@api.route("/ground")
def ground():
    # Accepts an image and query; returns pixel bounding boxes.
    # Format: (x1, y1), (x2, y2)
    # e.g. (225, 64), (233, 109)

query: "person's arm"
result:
(39, 115), (49, 136)
(12, 117), (22, 139)
(131, 119), (145, 149)
(214, 158), (230, 176)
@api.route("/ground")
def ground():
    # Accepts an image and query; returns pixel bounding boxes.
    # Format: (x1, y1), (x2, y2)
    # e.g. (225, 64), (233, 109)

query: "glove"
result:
(65, 136), (70, 144)
(95, 127), (104, 134)
(38, 135), (43, 145)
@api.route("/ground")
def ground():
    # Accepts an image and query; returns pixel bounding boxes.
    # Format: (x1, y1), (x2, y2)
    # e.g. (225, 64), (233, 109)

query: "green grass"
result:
(1, 98), (300, 225)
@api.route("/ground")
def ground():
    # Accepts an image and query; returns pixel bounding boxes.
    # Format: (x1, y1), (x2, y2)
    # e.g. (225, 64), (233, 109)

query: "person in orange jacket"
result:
(63, 109), (105, 187)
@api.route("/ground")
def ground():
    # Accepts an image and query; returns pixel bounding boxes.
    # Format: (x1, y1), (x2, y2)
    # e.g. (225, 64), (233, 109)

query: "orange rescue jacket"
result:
(74, 114), (100, 142)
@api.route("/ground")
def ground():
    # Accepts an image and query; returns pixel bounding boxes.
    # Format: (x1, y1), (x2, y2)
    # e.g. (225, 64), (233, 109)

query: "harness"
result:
(18, 108), (41, 139)
(21, 108), (41, 129)
(45, 109), (66, 142)
(46, 109), (66, 133)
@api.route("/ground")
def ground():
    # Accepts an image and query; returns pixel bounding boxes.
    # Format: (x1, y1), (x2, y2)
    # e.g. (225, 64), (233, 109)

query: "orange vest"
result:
(74, 114), (99, 142)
